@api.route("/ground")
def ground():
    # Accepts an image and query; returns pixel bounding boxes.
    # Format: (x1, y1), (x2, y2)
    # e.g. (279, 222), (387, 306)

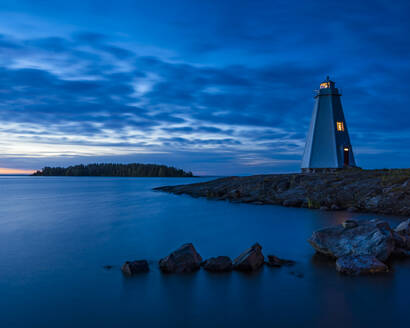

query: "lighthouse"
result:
(301, 77), (356, 172)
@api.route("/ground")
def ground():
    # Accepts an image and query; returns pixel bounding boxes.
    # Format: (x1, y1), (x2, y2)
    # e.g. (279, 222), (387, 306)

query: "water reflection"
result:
(0, 176), (407, 328)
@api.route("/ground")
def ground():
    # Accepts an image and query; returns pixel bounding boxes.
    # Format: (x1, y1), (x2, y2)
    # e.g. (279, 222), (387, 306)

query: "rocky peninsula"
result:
(155, 168), (410, 216)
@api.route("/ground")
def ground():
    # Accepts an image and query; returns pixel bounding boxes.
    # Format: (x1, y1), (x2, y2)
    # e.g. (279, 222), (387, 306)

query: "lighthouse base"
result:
(301, 166), (360, 174)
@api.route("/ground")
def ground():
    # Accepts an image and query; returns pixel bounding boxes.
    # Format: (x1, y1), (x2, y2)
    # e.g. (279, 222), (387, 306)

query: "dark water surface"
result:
(0, 177), (408, 328)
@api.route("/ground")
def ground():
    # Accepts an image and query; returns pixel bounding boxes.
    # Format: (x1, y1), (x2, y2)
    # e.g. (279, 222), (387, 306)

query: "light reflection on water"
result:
(0, 176), (408, 328)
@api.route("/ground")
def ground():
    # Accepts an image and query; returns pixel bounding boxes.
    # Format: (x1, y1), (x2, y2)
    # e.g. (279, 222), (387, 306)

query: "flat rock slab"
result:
(336, 255), (388, 275)
(121, 260), (149, 275)
(159, 243), (202, 273)
(233, 243), (264, 271)
(202, 256), (233, 272)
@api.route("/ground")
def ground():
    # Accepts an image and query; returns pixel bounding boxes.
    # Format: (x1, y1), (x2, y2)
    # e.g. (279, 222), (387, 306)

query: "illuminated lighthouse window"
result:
(337, 121), (344, 131)
(320, 82), (330, 89)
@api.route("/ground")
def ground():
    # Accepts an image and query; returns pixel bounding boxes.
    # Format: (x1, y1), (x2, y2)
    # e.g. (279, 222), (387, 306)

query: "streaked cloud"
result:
(0, 0), (409, 174)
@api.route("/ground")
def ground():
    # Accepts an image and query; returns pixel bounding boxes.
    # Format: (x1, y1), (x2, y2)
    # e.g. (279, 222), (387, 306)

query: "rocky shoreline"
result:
(154, 169), (410, 216)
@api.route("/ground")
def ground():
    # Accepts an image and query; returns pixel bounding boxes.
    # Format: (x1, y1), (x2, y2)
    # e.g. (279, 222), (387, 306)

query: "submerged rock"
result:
(265, 255), (295, 267)
(336, 255), (388, 275)
(308, 219), (395, 261)
(202, 256), (233, 272)
(289, 271), (304, 278)
(121, 260), (149, 275)
(159, 243), (202, 273)
(233, 243), (265, 271)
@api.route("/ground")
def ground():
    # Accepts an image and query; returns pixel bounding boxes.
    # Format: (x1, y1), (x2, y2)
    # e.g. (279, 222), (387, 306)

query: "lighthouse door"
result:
(343, 147), (349, 166)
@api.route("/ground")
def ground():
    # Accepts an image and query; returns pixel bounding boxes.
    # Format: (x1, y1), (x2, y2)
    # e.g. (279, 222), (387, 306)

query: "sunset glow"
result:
(0, 168), (35, 175)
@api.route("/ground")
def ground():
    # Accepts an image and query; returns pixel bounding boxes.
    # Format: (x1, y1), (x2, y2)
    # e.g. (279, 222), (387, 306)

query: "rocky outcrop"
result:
(159, 243), (202, 273)
(308, 219), (395, 261)
(309, 218), (410, 275)
(202, 256), (233, 272)
(121, 260), (149, 275)
(233, 243), (265, 271)
(265, 255), (295, 267)
(154, 169), (410, 216)
(336, 255), (388, 275)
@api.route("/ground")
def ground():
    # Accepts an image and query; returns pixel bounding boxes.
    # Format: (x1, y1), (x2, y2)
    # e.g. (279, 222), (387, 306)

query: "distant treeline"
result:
(32, 163), (194, 177)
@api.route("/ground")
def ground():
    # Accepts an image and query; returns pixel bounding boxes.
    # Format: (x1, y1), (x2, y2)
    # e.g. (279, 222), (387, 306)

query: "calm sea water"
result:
(0, 176), (408, 328)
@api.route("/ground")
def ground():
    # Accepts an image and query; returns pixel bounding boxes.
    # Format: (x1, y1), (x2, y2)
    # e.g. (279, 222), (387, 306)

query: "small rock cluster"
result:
(309, 218), (410, 275)
(121, 242), (293, 276)
(119, 218), (410, 277)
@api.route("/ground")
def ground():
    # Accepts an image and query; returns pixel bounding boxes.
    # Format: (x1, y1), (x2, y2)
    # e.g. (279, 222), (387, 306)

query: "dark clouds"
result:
(0, 0), (409, 174)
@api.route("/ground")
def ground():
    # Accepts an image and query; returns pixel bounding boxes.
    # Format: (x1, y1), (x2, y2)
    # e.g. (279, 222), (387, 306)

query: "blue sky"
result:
(0, 0), (409, 175)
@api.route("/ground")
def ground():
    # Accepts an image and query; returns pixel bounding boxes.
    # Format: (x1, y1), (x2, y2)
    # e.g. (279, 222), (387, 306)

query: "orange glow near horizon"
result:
(0, 167), (36, 175)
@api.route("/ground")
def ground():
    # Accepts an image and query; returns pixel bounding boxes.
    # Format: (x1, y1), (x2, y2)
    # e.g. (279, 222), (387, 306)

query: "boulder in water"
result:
(308, 219), (395, 261)
(121, 260), (149, 275)
(233, 243), (264, 271)
(202, 256), (233, 272)
(159, 243), (202, 273)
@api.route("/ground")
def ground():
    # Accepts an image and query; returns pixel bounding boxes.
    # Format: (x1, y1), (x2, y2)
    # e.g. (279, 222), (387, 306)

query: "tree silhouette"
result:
(33, 163), (193, 177)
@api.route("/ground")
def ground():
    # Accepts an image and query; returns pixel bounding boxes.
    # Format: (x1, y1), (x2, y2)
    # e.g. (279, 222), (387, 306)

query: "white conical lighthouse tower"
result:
(301, 77), (356, 172)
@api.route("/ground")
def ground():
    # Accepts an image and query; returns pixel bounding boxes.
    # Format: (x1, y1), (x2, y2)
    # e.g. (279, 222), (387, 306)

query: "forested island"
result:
(33, 163), (194, 177)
